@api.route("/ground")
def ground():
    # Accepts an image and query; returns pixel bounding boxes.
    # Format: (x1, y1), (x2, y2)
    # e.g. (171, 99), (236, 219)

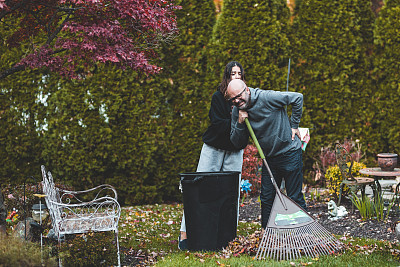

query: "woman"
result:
(179, 61), (248, 250)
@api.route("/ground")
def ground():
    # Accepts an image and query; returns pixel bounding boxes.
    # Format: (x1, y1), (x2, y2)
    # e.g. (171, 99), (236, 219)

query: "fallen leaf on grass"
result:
(219, 231), (262, 258)
(216, 260), (225, 266)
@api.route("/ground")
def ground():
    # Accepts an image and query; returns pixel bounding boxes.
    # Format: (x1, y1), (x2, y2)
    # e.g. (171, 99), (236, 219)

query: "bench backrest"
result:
(41, 165), (62, 225)
(40, 165), (121, 240)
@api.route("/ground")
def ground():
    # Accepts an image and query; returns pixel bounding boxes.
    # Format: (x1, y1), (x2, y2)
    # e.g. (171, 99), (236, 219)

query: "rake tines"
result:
(244, 119), (343, 261)
(254, 186), (343, 261)
(256, 220), (343, 261)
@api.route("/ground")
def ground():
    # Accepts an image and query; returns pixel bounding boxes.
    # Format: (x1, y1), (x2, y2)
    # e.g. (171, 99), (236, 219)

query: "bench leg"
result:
(58, 237), (63, 267)
(115, 229), (121, 267)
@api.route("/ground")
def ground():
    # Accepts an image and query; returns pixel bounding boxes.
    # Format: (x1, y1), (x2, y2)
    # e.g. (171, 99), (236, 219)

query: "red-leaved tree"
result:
(0, 0), (180, 79)
(0, 0), (179, 230)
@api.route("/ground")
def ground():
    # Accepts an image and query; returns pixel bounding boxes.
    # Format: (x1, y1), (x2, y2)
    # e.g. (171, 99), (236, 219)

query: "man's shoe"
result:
(178, 236), (187, 250)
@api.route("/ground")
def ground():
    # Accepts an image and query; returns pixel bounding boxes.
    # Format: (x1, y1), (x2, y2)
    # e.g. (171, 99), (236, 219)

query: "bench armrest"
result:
(47, 196), (121, 218)
(58, 184), (118, 203)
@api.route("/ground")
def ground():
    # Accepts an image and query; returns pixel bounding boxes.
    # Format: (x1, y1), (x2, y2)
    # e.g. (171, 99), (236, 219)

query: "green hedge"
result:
(39, 0), (216, 204)
(207, 0), (290, 90)
(372, 0), (400, 155)
(1, 0), (400, 204)
(289, 0), (376, 173)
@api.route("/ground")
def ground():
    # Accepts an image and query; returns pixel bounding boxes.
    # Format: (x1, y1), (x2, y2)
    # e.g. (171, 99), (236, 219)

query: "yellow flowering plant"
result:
(325, 161), (366, 199)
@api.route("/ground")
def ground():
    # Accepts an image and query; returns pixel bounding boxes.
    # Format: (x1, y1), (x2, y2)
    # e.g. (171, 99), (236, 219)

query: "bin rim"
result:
(179, 171), (240, 176)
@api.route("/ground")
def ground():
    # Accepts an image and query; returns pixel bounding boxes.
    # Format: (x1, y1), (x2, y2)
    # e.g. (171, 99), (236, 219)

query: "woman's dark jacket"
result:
(202, 90), (247, 151)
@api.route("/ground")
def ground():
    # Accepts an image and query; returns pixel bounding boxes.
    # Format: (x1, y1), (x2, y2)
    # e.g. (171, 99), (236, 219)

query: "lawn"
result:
(1, 200), (400, 266)
(118, 203), (400, 266)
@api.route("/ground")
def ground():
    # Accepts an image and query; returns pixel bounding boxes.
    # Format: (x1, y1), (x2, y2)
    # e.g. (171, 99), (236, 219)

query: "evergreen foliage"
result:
(0, 67), (46, 183)
(146, 0), (216, 203)
(383, 0), (400, 8)
(372, 0), (400, 153)
(2, 0), (400, 204)
(40, 69), (165, 204)
(38, 0), (216, 204)
(207, 0), (291, 91)
(290, 0), (376, 170)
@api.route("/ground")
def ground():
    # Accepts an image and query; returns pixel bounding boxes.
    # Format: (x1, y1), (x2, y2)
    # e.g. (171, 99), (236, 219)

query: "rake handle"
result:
(244, 118), (287, 210)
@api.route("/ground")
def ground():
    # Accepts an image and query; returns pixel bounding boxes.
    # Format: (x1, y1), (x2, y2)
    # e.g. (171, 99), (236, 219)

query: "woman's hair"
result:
(218, 61), (245, 95)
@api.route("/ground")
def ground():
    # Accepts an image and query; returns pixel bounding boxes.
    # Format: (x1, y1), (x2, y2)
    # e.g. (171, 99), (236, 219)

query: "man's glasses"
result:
(227, 87), (246, 102)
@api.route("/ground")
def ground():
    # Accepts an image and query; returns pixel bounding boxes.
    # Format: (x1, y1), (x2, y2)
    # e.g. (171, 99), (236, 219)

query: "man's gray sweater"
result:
(230, 87), (303, 157)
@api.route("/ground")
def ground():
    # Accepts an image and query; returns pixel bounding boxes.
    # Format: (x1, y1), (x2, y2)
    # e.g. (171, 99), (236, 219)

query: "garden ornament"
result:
(240, 179), (252, 206)
(240, 180), (252, 193)
(327, 200), (338, 217)
(328, 200), (348, 220)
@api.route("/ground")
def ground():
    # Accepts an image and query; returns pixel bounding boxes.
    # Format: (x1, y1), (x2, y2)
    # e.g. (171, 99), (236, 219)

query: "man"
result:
(225, 79), (307, 229)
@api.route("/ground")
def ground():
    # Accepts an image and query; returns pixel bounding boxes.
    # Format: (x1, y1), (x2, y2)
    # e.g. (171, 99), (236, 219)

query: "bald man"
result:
(225, 79), (307, 229)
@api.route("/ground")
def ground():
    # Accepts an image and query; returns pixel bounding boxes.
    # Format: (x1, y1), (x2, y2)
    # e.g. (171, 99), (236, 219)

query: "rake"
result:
(244, 118), (343, 261)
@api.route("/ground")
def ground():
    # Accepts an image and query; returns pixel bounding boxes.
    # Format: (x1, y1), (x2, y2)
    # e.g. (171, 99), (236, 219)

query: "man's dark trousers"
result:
(260, 148), (307, 229)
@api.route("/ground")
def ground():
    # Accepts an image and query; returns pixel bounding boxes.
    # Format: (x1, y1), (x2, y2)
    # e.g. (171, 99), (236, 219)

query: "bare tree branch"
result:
(0, 0), (27, 20)
(0, 48), (66, 79)
(46, 10), (73, 45)
(0, 64), (25, 80)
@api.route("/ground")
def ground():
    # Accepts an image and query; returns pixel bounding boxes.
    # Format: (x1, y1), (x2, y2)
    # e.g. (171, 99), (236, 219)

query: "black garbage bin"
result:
(179, 171), (240, 251)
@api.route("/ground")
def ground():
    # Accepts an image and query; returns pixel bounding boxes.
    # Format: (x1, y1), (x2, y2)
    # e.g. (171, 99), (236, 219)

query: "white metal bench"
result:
(41, 165), (121, 266)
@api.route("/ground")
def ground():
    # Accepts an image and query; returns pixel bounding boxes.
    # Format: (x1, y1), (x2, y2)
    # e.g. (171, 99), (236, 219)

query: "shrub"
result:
(0, 234), (56, 266)
(241, 145), (262, 197)
(310, 145), (336, 186)
(325, 161), (366, 199)
(207, 0), (291, 91)
(60, 231), (118, 266)
(311, 138), (365, 186)
(373, 1), (400, 154)
(290, 0), (376, 178)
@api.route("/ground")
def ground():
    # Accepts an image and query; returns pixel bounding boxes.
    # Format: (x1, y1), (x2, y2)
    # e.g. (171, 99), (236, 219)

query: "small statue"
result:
(327, 200), (338, 217)
(328, 200), (348, 220)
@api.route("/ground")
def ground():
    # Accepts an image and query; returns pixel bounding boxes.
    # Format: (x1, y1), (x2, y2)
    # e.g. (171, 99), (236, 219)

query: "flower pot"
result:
(377, 153), (398, 171)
